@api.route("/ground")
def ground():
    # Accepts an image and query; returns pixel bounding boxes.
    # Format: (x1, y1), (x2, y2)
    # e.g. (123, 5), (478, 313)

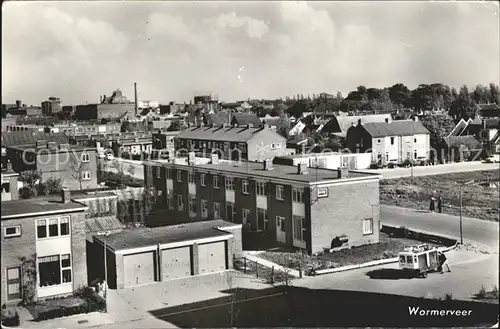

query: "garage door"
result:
(123, 252), (156, 288)
(198, 241), (227, 274)
(162, 247), (192, 281)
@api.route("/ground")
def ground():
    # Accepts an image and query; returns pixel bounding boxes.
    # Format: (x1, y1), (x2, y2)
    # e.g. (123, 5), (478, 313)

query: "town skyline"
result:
(2, 1), (499, 105)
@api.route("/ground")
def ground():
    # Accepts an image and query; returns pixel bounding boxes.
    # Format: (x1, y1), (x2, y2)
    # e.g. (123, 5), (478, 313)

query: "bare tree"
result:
(70, 153), (85, 190)
(225, 271), (239, 328)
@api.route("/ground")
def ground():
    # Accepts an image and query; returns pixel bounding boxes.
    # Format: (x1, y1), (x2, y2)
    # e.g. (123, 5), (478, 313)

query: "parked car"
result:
(484, 155), (500, 163)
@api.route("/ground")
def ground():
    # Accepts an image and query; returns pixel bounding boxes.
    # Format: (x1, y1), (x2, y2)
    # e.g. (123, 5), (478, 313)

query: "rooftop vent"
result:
(263, 159), (273, 170)
(297, 163), (309, 175)
(61, 187), (71, 204)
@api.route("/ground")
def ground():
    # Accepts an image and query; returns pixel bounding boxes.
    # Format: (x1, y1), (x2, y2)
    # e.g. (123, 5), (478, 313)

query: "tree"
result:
(367, 88), (384, 102)
(18, 170), (42, 199)
(120, 121), (131, 132)
(450, 85), (476, 119)
(224, 271), (239, 327)
(419, 114), (456, 147)
(489, 83), (500, 104)
(276, 115), (292, 138)
(19, 254), (37, 305)
(70, 153), (86, 190)
(357, 86), (368, 101)
(335, 91), (343, 101)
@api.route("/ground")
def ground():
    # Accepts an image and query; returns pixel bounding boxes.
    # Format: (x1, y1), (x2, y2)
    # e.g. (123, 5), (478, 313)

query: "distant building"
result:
(6, 141), (99, 191)
(75, 103), (135, 121)
(112, 136), (153, 158)
(25, 106), (43, 116)
(321, 114), (393, 138)
(346, 117), (430, 165)
(151, 131), (180, 159)
(138, 100), (159, 109)
(41, 97), (62, 116)
(159, 103), (184, 116)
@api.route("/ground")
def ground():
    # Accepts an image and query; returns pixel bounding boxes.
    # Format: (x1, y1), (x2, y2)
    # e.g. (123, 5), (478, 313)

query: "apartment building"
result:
(1, 189), (88, 305)
(143, 156), (381, 254)
(152, 131), (179, 159)
(6, 141), (99, 191)
(175, 124), (288, 161)
(346, 117), (430, 165)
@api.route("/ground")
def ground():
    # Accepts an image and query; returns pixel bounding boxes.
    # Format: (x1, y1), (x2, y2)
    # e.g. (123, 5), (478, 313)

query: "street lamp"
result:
(97, 231), (111, 312)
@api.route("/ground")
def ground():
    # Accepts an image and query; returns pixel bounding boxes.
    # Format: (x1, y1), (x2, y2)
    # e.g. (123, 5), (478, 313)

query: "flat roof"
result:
(95, 219), (237, 251)
(277, 152), (361, 159)
(147, 159), (379, 184)
(8, 145), (97, 153)
(1, 196), (88, 219)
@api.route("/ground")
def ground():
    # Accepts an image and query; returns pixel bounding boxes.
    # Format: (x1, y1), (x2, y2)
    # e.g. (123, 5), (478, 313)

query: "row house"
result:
(143, 156), (381, 254)
(175, 124), (287, 161)
(346, 117), (430, 165)
(152, 131), (180, 159)
(1, 189), (88, 305)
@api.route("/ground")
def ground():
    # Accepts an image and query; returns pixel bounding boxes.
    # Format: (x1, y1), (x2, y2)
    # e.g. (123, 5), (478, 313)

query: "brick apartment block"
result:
(143, 155), (381, 254)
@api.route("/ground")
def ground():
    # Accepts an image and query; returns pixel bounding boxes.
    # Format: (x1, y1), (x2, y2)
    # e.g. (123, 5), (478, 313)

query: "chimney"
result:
(385, 118), (389, 123)
(61, 187), (71, 204)
(337, 167), (349, 179)
(36, 140), (48, 148)
(187, 151), (196, 165)
(413, 116), (418, 122)
(247, 124), (252, 129)
(358, 119), (362, 126)
(263, 159), (273, 170)
(297, 162), (309, 175)
(100, 95), (103, 103)
(134, 82), (138, 116)
(211, 153), (219, 164)
(15, 100), (21, 108)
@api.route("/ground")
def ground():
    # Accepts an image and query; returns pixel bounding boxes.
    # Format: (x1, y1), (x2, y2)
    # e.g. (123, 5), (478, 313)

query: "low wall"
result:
(381, 225), (458, 247)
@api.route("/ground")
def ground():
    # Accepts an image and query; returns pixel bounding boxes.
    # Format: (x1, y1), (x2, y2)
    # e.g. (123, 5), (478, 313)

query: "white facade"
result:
(288, 152), (372, 170)
(138, 100), (159, 109)
(370, 133), (430, 163)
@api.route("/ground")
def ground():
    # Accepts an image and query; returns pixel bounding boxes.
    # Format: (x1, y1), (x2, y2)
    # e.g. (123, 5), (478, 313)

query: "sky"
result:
(2, 1), (499, 106)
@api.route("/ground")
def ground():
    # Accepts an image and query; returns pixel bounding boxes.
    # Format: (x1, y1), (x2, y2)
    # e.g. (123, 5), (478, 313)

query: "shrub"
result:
(444, 293), (453, 300)
(45, 177), (63, 194)
(19, 186), (37, 199)
(477, 285), (487, 299)
(1, 308), (20, 327)
(37, 182), (49, 196)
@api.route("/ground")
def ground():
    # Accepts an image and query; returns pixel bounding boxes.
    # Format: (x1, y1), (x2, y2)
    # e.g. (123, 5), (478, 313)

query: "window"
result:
(363, 218), (374, 235)
(6, 267), (21, 300)
(257, 208), (268, 231)
(4, 225), (21, 238)
(81, 152), (90, 162)
(60, 218), (70, 236)
(166, 169), (172, 179)
(38, 254), (72, 287)
(242, 209), (250, 224)
(385, 153), (389, 161)
(213, 175), (219, 189)
(189, 195), (196, 217)
(201, 199), (208, 218)
(166, 190), (173, 209)
(276, 185), (284, 200)
(37, 220), (47, 238)
(214, 202), (221, 219)
(256, 181), (266, 196)
(377, 139), (381, 144)
(414, 151), (417, 159)
(242, 180), (249, 194)
(292, 188), (303, 203)
(293, 216), (306, 241)
(177, 195), (184, 211)
(177, 170), (182, 182)
(390, 137), (395, 145)
(188, 172), (195, 183)
(414, 138), (417, 143)
(226, 202), (235, 222)
(225, 177), (234, 190)
(201, 174), (206, 187)
(81, 171), (91, 180)
(48, 219), (59, 237)
(156, 167), (161, 179)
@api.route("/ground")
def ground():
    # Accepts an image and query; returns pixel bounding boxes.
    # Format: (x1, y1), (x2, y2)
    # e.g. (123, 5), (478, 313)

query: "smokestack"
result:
(134, 81), (138, 116)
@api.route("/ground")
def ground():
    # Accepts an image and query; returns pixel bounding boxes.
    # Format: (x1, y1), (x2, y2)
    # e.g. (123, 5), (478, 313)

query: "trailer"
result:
(398, 244), (440, 278)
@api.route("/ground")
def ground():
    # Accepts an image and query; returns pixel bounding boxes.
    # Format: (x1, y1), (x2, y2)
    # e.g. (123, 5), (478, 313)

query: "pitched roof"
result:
(362, 120), (429, 137)
(327, 114), (392, 134)
(443, 136), (481, 149)
(477, 103), (500, 111)
(1, 131), (69, 148)
(85, 216), (125, 233)
(231, 113), (261, 126)
(447, 119), (469, 137)
(205, 112), (230, 126)
(176, 125), (277, 142)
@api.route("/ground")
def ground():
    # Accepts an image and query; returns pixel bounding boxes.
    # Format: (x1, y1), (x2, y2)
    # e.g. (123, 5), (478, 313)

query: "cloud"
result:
(2, 1), (499, 105)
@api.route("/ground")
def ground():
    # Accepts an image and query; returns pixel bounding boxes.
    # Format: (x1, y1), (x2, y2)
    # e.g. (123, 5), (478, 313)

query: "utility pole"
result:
(459, 189), (463, 244)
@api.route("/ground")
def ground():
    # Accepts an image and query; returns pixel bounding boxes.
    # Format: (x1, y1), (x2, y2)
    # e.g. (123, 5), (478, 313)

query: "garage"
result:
(161, 246), (192, 280)
(123, 252), (156, 288)
(198, 241), (227, 274)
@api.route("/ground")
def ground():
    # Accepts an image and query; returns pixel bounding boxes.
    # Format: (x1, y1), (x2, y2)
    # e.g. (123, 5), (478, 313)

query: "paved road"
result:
(380, 205), (499, 248)
(364, 161), (499, 180)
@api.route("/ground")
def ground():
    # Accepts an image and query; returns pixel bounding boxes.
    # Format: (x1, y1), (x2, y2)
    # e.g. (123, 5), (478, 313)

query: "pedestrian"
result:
(437, 196), (443, 213)
(429, 196), (436, 213)
(438, 251), (451, 273)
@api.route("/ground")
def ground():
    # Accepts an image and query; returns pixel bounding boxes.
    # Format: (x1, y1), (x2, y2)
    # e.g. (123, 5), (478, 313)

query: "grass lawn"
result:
(258, 233), (442, 272)
(380, 170), (499, 221)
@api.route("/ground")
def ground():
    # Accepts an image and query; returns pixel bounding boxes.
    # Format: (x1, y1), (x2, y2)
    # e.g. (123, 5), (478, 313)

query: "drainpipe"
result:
(157, 243), (162, 281)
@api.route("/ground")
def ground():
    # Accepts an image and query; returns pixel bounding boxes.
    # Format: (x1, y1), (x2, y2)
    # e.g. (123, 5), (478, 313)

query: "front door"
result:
(7, 267), (21, 301)
(276, 216), (286, 244)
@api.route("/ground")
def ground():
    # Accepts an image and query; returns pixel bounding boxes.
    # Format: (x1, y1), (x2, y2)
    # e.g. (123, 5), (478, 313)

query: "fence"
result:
(233, 255), (301, 284)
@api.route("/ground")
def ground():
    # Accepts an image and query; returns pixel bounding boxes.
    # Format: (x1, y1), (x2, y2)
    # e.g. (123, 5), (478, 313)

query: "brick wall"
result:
(1, 217), (37, 305)
(310, 179), (380, 254)
(70, 212), (88, 290)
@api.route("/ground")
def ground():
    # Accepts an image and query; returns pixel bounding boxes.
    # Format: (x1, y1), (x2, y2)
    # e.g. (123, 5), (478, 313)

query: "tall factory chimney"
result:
(134, 81), (138, 116)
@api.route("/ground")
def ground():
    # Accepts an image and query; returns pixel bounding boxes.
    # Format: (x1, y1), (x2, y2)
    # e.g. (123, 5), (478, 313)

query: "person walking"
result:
(438, 251), (451, 273)
(437, 196), (443, 213)
(429, 196), (436, 213)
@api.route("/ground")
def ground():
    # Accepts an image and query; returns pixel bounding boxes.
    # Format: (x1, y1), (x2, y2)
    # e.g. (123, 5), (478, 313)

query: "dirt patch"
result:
(380, 170), (499, 221)
(257, 233), (443, 272)
(454, 241), (495, 255)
